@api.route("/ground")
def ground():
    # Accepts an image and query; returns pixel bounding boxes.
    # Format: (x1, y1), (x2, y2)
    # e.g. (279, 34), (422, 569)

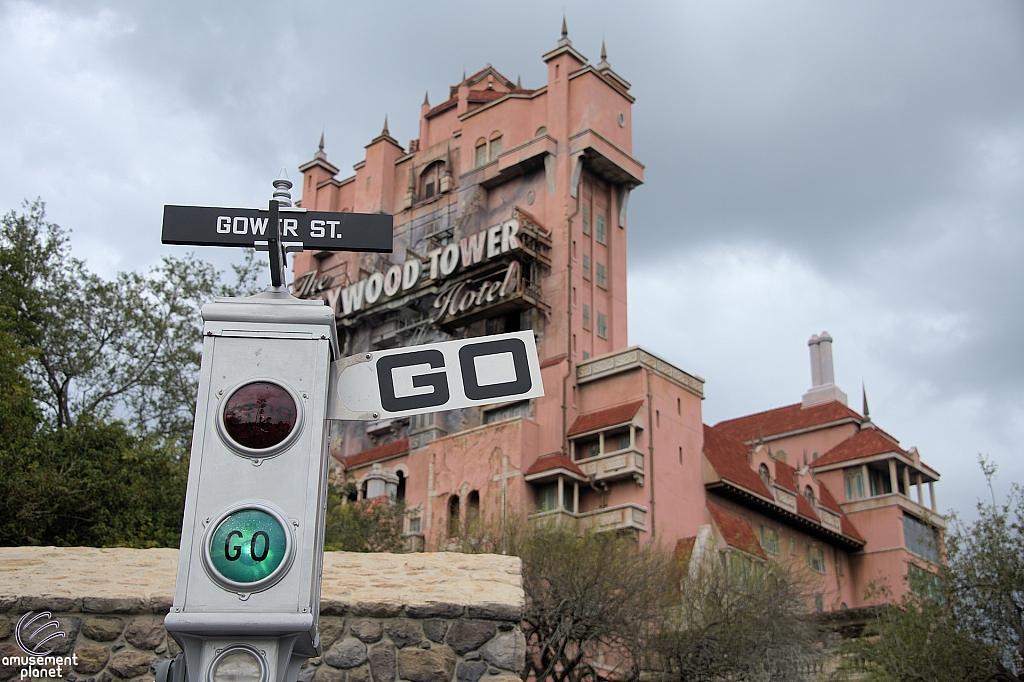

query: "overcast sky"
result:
(2, 1), (1022, 519)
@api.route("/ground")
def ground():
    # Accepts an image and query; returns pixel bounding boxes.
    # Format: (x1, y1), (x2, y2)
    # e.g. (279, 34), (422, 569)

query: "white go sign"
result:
(327, 330), (544, 420)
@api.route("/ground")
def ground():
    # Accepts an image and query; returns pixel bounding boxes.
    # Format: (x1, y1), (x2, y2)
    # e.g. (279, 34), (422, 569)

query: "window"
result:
(807, 545), (826, 574)
(903, 514), (940, 563)
(870, 467), (893, 496)
(582, 206), (590, 236)
(467, 491), (480, 526)
(596, 262), (607, 289)
(577, 439), (600, 460)
(908, 563), (942, 598)
(607, 430), (630, 452)
(489, 135), (503, 161)
(759, 463), (771, 487)
(582, 351), (590, 360)
(596, 215), (606, 244)
(790, 538), (796, 556)
(804, 485), (815, 508)
(582, 254), (591, 280)
(759, 525), (780, 555)
(597, 312), (608, 339)
(448, 495), (461, 537)
(845, 470), (865, 501)
(408, 513), (422, 534)
(535, 126), (547, 137)
(484, 401), (531, 424)
(814, 593), (824, 613)
(396, 470), (406, 503)
(582, 304), (591, 331)
(537, 482), (557, 512)
(475, 140), (487, 168)
(420, 161), (443, 199)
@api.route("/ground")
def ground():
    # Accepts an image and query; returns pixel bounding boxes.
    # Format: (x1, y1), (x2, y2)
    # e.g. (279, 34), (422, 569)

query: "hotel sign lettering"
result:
(306, 219), (526, 319)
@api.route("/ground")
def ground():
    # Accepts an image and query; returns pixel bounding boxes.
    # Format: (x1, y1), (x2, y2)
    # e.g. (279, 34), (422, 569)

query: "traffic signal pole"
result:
(158, 171), (543, 682)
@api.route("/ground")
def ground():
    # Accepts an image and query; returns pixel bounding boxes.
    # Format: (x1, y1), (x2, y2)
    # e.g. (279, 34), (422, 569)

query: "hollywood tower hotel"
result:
(290, 26), (944, 611)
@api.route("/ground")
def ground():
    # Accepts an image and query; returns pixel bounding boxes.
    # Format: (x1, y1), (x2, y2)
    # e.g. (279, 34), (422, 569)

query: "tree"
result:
(0, 199), (260, 440)
(649, 550), (836, 681)
(322, 481), (407, 552)
(513, 523), (673, 682)
(846, 457), (1024, 682)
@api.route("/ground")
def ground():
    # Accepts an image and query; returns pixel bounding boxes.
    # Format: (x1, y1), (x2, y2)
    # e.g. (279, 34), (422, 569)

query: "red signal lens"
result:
(222, 382), (297, 450)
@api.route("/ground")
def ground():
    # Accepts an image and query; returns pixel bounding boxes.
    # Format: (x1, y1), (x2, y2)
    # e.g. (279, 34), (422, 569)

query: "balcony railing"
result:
(575, 448), (644, 485)
(528, 503), (648, 534)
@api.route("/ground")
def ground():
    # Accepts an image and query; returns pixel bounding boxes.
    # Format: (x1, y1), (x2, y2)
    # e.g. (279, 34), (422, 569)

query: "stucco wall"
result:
(0, 548), (524, 682)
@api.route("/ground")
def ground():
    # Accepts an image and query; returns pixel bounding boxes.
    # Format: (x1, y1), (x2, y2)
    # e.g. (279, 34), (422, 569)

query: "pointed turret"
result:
(516, 75), (522, 89)
(560, 16), (569, 45)
(598, 39), (610, 70)
(423, 91), (430, 106)
(382, 115), (390, 137)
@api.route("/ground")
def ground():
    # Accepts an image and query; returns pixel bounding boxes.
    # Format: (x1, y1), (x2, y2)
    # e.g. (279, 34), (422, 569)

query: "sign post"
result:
(158, 173), (543, 682)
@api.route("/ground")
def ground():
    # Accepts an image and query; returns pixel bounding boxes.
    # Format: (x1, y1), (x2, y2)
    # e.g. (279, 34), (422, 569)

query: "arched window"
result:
(759, 463), (771, 487)
(474, 139), (487, 168)
(420, 161), (444, 199)
(535, 126), (547, 137)
(844, 470), (864, 501)
(489, 134), (503, 161)
(804, 485), (815, 508)
(448, 495), (461, 537)
(467, 490), (480, 527)
(396, 470), (406, 503)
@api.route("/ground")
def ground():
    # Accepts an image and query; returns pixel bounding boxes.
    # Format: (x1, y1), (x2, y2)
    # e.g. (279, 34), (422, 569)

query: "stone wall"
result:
(0, 548), (524, 682)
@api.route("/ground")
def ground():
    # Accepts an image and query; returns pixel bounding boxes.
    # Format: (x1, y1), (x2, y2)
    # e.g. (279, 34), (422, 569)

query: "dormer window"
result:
(804, 485), (815, 508)
(759, 463), (771, 487)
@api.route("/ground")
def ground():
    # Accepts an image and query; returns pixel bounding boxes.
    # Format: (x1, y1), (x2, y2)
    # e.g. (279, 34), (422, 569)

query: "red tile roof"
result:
(701, 425), (773, 499)
(467, 89), (506, 103)
(525, 452), (584, 477)
(567, 400), (644, 437)
(707, 500), (767, 559)
(811, 428), (904, 468)
(343, 438), (410, 468)
(818, 485), (865, 542)
(773, 460), (798, 493)
(540, 354), (567, 369)
(714, 401), (863, 442)
(795, 487), (819, 522)
(674, 537), (697, 565)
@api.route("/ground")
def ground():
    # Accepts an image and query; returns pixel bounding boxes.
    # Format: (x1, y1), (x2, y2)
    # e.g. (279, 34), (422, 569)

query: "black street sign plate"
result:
(162, 205), (394, 253)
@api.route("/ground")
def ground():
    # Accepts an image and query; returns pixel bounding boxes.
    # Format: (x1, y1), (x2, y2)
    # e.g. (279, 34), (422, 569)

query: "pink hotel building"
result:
(290, 27), (943, 613)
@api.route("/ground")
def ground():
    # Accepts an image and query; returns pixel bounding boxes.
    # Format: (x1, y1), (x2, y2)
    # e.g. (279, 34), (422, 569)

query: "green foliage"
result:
(0, 199), (259, 548)
(0, 199), (260, 440)
(514, 522), (673, 682)
(846, 456), (1024, 682)
(323, 483), (407, 552)
(0, 417), (189, 547)
(652, 553), (835, 682)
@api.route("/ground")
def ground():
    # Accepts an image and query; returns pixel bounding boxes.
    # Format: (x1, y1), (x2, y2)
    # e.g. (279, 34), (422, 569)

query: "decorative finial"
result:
(382, 115), (390, 137)
(318, 131), (325, 152)
(561, 15), (568, 39)
(601, 39), (607, 61)
(461, 69), (467, 84)
(273, 168), (292, 207)
(423, 90), (430, 106)
(862, 382), (870, 420)
(516, 75), (522, 89)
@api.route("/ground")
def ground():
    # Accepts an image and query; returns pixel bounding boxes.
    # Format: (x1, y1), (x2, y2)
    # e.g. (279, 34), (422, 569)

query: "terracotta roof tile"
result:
(707, 500), (767, 559)
(525, 452), (584, 477)
(540, 354), (567, 369)
(674, 537), (697, 565)
(467, 89), (505, 103)
(773, 460), (798, 493)
(344, 438), (409, 468)
(715, 401), (864, 442)
(567, 400), (644, 437)
(811, 428), (904, 468)
(795, 487), (819, 521)
(702, 425), (773, 499)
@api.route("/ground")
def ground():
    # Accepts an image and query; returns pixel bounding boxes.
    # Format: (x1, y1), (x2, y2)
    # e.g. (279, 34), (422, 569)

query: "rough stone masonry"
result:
(0, 548), (525, 682)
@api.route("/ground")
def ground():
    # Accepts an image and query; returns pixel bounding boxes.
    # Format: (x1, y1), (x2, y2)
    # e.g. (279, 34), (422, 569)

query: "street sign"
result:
(162, 205), (393, 253)
(327, 330), (544, 420)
